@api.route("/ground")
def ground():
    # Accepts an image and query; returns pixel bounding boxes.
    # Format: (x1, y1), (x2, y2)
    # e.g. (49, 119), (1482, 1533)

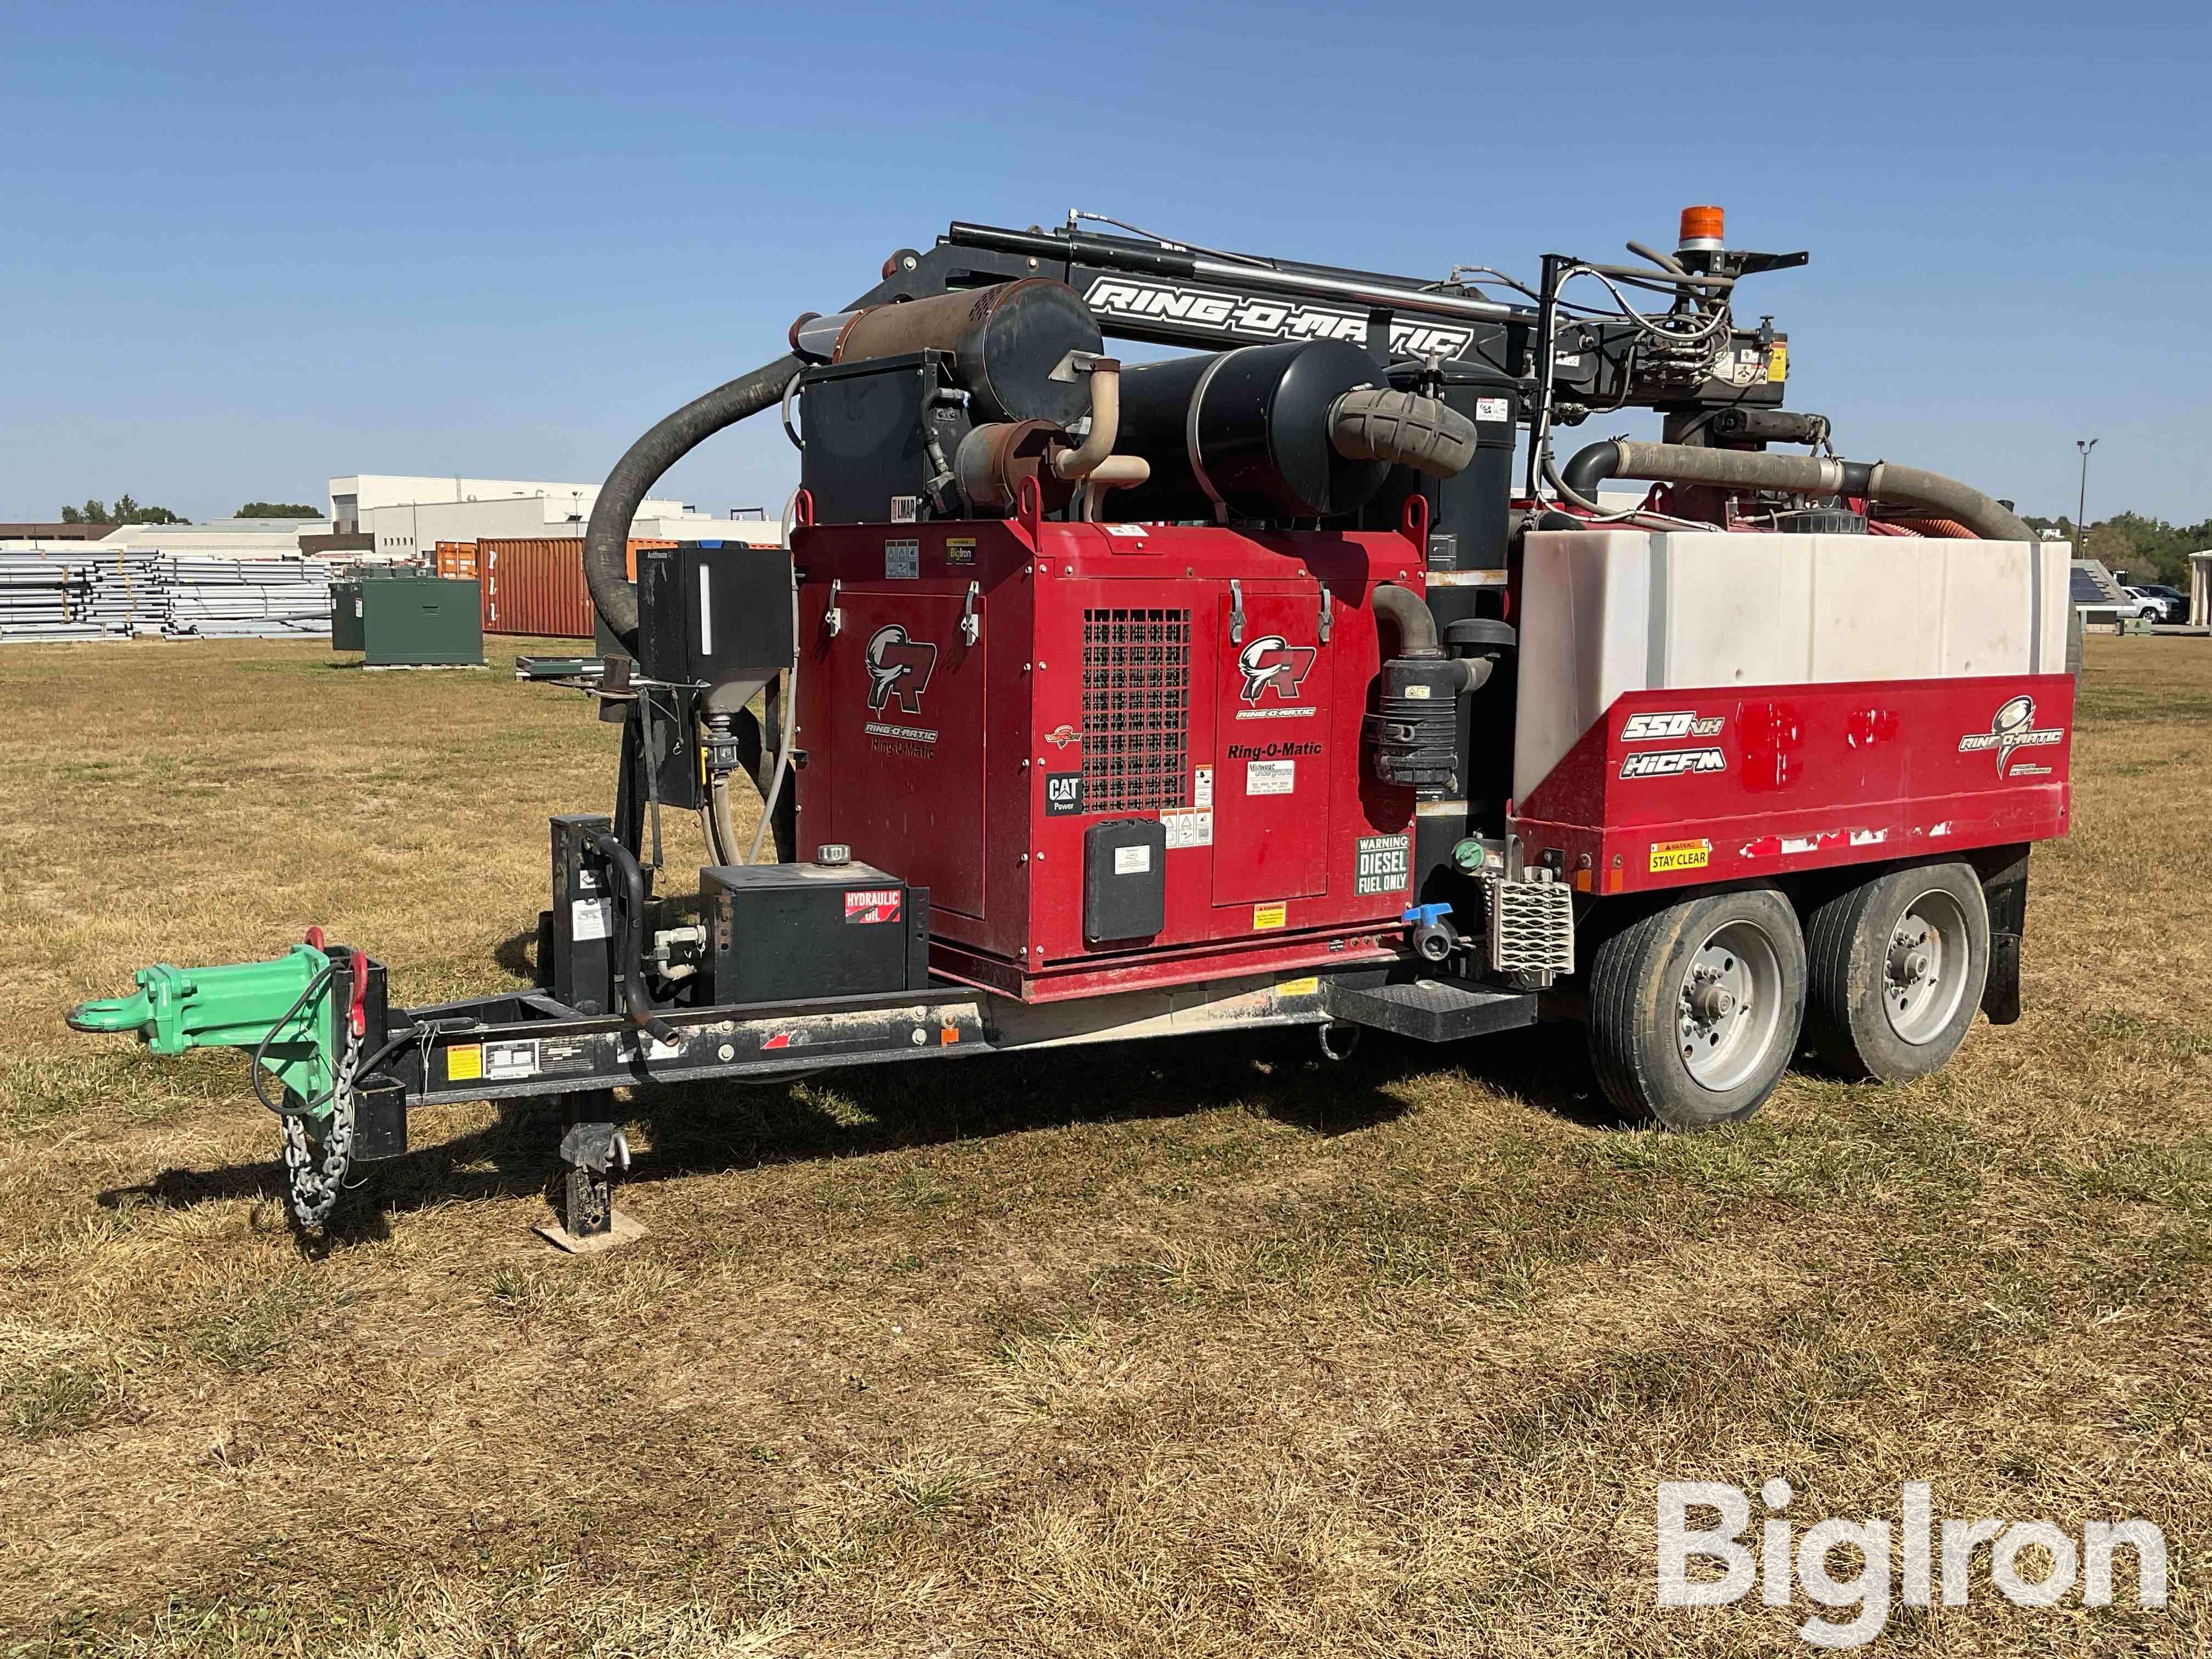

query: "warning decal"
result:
(1355, 833), (1412, 895)
(844, 888), (902, 923)
(1253, 901), (1287, 930)
(1649, 838), (1712, 873)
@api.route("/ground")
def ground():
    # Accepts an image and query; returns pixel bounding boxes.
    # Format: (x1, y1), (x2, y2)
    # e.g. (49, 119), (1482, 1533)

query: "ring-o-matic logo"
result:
(1228, 739), (1323, 761)
(1082, 276), (1477, 359)
(1958, 694), (2064, 777)
(863, 623), (939, 746)
(1237, 634), (1317, 708)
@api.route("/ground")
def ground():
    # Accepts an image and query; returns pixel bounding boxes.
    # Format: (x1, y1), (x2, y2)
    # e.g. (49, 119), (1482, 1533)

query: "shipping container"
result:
(478, 538), (675, 637)
(433, 541), (479, 580)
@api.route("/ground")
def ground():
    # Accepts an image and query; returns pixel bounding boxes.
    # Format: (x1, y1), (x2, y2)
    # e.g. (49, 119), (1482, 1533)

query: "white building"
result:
(329, 475), (782, 555)
(331, 474), (701, 560)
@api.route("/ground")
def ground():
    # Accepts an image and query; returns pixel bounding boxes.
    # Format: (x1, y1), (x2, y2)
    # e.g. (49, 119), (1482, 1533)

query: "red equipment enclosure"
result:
(792, 515), (1430, 1001)
(1510, 676), (2073, 895)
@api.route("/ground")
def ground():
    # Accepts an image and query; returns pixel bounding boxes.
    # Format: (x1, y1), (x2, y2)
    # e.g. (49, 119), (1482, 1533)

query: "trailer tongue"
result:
(69, 206), (2072, 1241)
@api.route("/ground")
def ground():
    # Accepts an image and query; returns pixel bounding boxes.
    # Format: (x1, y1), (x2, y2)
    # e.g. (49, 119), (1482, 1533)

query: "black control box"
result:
(703, 861), (930, 1005)
(636, 541), (794, 686)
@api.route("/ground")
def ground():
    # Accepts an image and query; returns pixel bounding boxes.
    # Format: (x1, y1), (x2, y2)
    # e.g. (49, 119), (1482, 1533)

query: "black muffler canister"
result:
(801, 280), (1104, 426)
(1108, 338), (1393, 521)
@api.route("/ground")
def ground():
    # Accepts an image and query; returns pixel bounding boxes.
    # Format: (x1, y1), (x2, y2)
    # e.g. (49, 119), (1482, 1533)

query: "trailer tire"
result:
(1586, 884), (1806, 1129)
(1803, 860), (1989, 1082)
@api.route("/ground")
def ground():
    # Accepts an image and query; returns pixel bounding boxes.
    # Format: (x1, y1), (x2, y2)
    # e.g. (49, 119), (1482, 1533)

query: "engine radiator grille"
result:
(1080, 608), (1190, 813)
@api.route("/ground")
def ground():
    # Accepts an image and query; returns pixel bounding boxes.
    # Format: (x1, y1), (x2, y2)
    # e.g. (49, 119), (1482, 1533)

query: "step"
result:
(1323, 975), (1539, 1043)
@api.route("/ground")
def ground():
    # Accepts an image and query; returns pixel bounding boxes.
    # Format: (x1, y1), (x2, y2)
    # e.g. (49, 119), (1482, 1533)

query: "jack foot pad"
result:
(534, 1209), (647, 1254)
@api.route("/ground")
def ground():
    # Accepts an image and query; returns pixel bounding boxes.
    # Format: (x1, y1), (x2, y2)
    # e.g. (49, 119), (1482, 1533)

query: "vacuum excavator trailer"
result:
(69, 206), (2072, 1243)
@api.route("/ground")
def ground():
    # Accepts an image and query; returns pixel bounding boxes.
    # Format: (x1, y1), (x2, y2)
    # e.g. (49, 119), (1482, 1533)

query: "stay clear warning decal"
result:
(1253, 901), (1287, 930)
(844, 888), (902, 924)
(1649, 838), (1712, 873)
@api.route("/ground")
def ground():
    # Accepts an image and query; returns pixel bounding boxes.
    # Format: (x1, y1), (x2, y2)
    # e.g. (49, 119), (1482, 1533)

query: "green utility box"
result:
(334, 570), (483, 667)
(329, 580), (365, 651)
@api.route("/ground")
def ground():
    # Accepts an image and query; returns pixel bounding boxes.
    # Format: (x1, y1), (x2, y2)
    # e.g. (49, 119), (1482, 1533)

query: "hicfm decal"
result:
(1957, 694), (2064, 777)
(1237, 634), (1317, 706)
(1621, 748), (1726, 780)
(1622, 710), (1725, 742)
(865, 623), (937, 714)
(1082, 276), (1477, 358)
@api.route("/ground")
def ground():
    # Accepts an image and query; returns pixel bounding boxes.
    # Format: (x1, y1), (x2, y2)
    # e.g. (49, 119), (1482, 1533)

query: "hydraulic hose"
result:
(583, 830), (677, 1043)
(584, 353), (804, 650)
(1559, 440), (2037, 544)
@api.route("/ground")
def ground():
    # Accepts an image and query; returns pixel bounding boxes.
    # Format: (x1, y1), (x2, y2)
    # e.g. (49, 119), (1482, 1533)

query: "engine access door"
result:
(1212, 588), (1332, 906)
(817, 588), (988, 919)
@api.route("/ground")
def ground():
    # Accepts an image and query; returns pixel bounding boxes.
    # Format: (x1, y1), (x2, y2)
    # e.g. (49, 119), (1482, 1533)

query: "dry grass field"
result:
(1, 634), (2207, 1657)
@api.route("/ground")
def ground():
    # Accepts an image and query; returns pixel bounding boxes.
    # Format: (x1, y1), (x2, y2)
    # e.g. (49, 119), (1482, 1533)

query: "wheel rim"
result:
(1675, 918), (1786, 1092)
(1882, 887), (1971, 1045)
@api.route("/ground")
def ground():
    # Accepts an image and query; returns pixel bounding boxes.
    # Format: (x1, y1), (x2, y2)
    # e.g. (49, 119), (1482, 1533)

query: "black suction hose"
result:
(585, 353), (805, 650)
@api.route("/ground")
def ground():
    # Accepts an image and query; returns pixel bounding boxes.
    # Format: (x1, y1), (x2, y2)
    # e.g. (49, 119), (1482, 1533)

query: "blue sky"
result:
(5, 1), (2205, 526)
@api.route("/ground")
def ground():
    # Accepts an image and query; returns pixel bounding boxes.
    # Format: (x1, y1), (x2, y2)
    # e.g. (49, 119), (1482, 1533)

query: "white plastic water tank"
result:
(1513, 530), (2072, 802)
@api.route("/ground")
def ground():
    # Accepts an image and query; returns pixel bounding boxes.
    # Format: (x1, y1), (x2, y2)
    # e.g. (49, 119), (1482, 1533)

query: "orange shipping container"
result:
(478, 538), (676, 637)
(433, 540), (480, 580)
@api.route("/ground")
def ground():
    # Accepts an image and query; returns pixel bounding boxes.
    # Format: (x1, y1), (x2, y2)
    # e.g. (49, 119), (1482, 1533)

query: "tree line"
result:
(57, 498), (324, 526)
(2023, 513), (2210, 588)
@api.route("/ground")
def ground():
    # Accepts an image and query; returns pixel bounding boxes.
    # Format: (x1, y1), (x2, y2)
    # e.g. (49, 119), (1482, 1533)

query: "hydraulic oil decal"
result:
(1649, 838), (1712, 873)
(1236, 634), (1317, 714)
(1957, 694), (2064, 777)
(844, 889), (902, 924)
(1252, 901), (1288, 930)
(1354, 832), (1412, 895)
(1045, 772), (1084, 815)
(1620, 748), (1726, 780)
(1621, 710), (1725, 741)
(1082, 276), (1477, 359)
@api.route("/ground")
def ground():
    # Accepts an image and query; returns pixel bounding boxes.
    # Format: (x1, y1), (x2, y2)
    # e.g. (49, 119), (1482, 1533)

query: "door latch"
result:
(824, 578), (843, 638)
(961, 580), (981, 646)
(1229, 578), (1246, 644)
(1318, 584), (1334, 644)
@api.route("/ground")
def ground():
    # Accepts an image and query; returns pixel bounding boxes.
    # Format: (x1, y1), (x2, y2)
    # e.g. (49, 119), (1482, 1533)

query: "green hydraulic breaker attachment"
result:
(67, 941), (346, 1118)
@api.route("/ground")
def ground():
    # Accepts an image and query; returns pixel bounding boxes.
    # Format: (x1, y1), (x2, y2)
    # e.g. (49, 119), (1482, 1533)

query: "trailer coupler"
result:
(67, 930), (371, 1226)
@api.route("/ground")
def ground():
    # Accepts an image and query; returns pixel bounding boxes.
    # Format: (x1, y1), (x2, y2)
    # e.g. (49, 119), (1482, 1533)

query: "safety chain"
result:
(282, 1026), (360, 1227)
